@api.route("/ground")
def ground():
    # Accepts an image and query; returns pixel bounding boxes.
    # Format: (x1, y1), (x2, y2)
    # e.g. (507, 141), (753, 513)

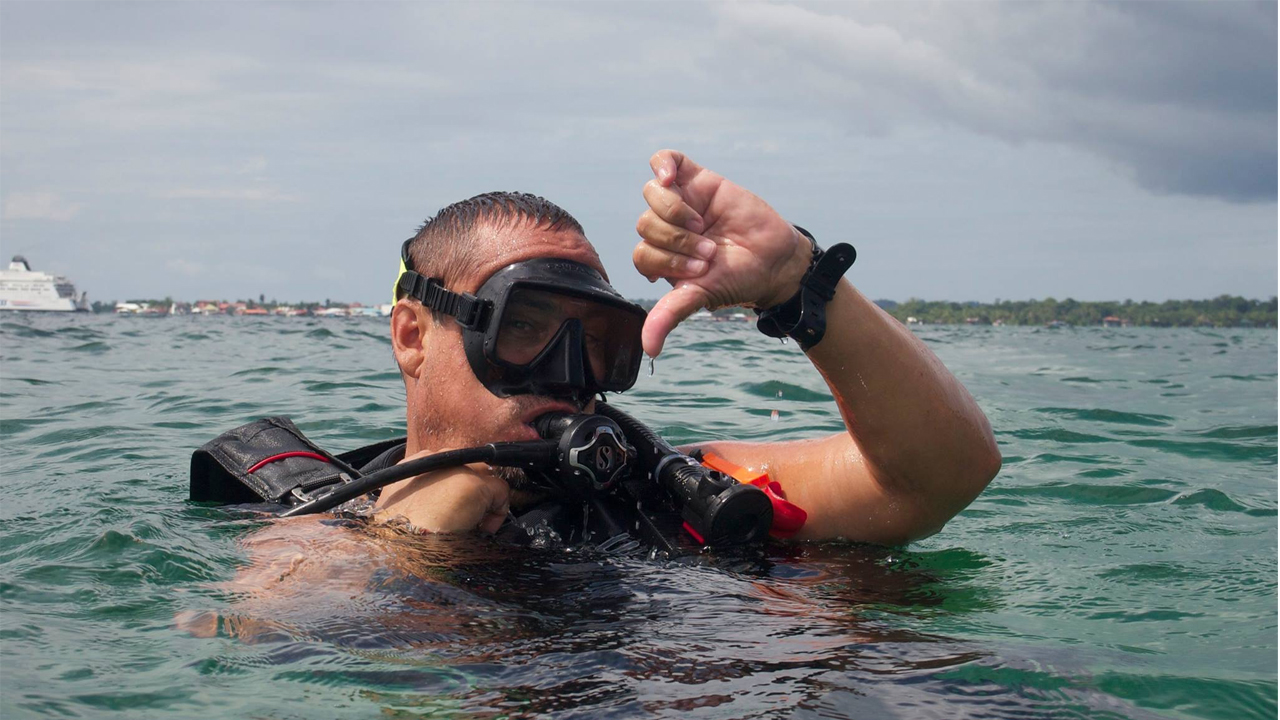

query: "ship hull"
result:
(0, 298), (87, 312)
(1, 256), (90, 312)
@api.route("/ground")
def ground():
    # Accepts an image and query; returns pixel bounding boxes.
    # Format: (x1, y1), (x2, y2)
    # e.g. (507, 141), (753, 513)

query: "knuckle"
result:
(664, 197), (683, 218)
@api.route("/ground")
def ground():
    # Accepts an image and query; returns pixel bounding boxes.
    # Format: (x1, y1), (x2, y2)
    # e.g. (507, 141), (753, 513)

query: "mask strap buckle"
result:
(399, 270), (489, 330)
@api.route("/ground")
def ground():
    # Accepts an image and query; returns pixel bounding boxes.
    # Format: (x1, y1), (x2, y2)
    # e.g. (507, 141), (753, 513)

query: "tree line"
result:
(879, 295), (1277, 327)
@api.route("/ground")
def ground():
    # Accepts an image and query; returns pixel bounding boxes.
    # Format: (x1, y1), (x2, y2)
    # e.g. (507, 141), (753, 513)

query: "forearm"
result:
(805, 279), (1000, 508)
(628, 149), (998, 533)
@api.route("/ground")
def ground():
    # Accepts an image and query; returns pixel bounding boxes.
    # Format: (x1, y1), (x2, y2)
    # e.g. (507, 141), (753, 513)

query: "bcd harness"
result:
(189, 404), (807, 553)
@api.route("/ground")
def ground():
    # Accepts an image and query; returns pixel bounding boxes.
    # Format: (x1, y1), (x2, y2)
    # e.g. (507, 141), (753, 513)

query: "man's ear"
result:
(391, 301), (429, 379)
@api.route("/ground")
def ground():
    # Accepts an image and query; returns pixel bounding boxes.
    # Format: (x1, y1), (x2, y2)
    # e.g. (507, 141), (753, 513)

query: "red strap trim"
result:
(247, 451), (330, 474)
(682, 521), (706, 545)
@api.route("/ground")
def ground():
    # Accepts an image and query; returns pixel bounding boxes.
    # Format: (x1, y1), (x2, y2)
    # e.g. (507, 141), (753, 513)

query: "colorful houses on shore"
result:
(115, 301), (394, 317)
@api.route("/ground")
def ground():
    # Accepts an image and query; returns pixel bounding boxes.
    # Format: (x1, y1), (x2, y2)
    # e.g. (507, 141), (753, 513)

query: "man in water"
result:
(373, 150), (1000, 545)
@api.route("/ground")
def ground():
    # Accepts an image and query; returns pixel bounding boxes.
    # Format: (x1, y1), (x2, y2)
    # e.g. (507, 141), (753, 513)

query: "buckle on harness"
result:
(290, 472), (354, 506)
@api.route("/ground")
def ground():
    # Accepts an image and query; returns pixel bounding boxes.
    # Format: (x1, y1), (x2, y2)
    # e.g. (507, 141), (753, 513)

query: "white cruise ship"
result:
(0, 256), (89, 312)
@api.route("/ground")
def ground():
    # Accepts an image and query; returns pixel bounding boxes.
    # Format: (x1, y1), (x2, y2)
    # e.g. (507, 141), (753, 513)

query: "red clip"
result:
(698, 452), (807, 539)
(750, 479), (807, 539)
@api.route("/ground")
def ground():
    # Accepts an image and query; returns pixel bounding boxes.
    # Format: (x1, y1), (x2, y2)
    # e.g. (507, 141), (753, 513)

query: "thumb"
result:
(649, 149), (705, 188)
(642, 283), (709, 358)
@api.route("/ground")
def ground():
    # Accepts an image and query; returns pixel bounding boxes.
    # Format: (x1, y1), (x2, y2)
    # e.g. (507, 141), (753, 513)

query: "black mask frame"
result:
(396, 240), (647, 400)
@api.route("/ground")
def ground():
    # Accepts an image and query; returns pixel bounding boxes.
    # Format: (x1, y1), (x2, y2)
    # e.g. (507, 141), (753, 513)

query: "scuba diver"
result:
(190, 150), (1000, 553)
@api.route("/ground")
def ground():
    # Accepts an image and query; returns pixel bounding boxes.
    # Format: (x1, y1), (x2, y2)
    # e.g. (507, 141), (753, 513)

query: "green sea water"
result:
(0, 314), (1275, 719)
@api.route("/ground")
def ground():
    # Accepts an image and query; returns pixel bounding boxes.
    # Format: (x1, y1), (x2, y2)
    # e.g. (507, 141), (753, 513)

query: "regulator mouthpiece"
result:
(532, 412), (634, 497)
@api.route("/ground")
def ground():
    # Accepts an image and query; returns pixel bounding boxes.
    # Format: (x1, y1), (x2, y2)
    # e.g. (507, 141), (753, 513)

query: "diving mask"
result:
(396, 240), (647, 400)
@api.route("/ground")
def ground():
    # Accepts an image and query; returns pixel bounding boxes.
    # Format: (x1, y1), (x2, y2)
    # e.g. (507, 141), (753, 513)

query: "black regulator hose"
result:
(278, 413), (635, 518)
(595, 402), (773, 545)
(279, 441), (556, 517)
(280, 406), (772, 547)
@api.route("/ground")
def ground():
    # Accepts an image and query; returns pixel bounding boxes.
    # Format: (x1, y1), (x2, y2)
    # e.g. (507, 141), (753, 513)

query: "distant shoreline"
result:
(868, 296), (1277, 329)
(646, 296), (1278, 329)
(81, 294), (1278, 328)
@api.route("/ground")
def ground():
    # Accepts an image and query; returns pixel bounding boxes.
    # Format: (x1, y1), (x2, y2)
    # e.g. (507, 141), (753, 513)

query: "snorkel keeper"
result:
(395, 238), (649, 403)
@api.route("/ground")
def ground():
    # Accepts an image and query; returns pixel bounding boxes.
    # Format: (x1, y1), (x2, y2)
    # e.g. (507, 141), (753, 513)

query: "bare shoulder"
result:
(175, 516), (390, 639)
(230, 516), (389, 595)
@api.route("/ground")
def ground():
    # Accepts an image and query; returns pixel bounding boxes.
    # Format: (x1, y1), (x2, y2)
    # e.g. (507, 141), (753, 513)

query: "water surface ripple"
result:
(1, 316), (1274, 719)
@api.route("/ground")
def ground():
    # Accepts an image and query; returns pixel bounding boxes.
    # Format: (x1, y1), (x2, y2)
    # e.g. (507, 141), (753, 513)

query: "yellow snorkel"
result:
(393, 253), (408, 306)
(393, 237), (415, 305)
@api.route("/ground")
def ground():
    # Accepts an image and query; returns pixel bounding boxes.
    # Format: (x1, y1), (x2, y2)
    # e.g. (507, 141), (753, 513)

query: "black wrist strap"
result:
(755, 227), (856, 351)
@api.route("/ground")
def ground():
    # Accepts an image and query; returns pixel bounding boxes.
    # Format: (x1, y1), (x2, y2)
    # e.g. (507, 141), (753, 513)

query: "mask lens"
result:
(495, 287), (644, 389)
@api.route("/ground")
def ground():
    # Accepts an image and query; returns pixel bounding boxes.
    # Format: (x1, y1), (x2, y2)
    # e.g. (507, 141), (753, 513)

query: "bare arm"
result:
(636, 150), (1000, 545)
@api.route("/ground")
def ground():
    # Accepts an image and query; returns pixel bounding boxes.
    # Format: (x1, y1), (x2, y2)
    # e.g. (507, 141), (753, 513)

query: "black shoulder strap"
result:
(337, 437), (406, 474)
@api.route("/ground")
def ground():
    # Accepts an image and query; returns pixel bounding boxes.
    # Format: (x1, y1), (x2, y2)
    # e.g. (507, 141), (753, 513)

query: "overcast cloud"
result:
(1, 1), (1274, 304)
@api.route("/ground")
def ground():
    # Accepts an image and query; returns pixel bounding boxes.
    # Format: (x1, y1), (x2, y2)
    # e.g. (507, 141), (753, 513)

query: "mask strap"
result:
(397, 271), (489, 330)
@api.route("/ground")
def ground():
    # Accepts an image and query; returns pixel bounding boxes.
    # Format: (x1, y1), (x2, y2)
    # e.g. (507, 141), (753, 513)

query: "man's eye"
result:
(510, 319), (532, 331)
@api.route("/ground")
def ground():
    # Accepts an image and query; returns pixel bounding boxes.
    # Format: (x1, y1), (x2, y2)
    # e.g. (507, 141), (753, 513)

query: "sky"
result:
(1, 1), (1275, 305)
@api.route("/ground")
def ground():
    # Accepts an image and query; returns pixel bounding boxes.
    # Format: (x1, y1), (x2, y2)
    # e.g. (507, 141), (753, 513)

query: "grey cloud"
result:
(0, 2), (1273, 303)
(714, 1), (1276, 202)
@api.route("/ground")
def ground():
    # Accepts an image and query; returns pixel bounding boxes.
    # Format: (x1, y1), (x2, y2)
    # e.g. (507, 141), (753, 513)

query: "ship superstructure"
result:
(0, 256), (89, 311)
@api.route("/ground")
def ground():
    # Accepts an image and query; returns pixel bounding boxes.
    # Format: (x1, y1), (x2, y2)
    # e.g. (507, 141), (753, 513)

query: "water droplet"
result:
(648, 356), (655, 376)
(780, 337), (788, 345)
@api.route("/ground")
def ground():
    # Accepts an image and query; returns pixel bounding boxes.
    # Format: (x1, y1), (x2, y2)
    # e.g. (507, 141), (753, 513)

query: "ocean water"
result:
(0, 314), (1274, 720)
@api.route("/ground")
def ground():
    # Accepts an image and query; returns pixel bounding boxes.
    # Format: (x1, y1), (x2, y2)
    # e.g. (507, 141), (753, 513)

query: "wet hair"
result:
(405, 191), (585, 290)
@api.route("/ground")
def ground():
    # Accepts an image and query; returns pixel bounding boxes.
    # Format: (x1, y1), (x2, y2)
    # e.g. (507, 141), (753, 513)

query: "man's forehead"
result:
(467, 222), (606, 290)
(514, 289), (612, 316)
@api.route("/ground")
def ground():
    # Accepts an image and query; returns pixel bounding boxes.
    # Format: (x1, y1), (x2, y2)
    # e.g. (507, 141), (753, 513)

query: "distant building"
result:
(116, 301), (166, 315)
(1102, 316), (1129, 328)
